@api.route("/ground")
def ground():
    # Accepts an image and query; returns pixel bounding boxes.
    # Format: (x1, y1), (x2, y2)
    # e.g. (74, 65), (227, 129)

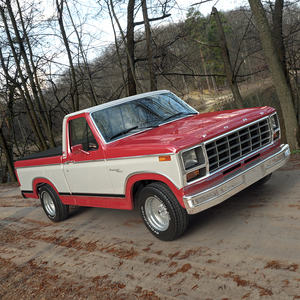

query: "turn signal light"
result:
(186, 169), (200, 182)
(159, 155), (171, 162)
(273, 131), (280, 140)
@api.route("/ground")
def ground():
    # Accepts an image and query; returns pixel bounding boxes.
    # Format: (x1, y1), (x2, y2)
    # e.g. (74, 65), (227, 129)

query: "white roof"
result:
(65, 90), (171, 119)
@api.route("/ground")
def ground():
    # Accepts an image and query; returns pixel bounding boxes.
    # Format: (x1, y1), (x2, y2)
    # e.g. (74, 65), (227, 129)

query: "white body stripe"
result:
(17, 154), (183, 195)
(17, 164), (70, 193)
(63, 160), (114, 194)
(107, 154), (183, 194)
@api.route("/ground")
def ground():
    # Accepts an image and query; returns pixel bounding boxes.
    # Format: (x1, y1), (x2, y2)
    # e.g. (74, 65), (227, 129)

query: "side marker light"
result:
(159, 155), (171, 162)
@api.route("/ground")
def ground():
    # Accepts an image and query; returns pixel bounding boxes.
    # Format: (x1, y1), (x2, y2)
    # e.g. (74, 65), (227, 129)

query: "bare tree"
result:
(248, 0), (299, 150)
(127, 0), (137, 95)
(106, 0), (128, 96)
(142, 0), (157, 91)
(64, 0), (98, 107)
(212, 7), (244, 109)
(0, 3), (49, 151)
(56, 0), (80, 112)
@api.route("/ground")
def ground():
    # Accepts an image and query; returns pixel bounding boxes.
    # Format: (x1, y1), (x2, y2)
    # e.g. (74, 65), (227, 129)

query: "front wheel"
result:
(251, 173), (272, 188)
(139, 182), (189, 241)
(40, 185), (69, 222)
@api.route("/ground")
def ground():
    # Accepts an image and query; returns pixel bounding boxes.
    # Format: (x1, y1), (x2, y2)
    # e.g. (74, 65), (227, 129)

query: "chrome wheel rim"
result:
(42, 191), (56, 217)
(144, 196), (170, 231)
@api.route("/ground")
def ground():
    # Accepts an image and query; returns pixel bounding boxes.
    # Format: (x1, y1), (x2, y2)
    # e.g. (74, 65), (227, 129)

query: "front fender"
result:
(124, 172), (185, 209)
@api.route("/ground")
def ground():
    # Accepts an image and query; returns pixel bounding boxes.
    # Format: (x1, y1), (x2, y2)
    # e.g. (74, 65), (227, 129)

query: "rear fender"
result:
(30, 178), (76, 205)
(31, 178), (60, 199)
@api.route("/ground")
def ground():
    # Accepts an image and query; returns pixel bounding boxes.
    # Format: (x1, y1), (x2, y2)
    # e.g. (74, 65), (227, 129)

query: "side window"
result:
(69, 117), (99, 152)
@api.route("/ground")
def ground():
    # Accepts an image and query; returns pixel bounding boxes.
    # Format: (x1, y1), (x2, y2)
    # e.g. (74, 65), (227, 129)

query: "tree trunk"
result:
(0, 6), (47, 151)
(127, 0), (137, 96)
(110, 0), (140, 94)
(248, 0), (299, 151)
(56, 0), (79, 112)
(212, 7), (244, 109)
(211, 74), (218, 92)
(272, 0), (298, 109)
(64, 0), (98, 107)
(0, 47), (45, 152)
(15, 0), (55, 148)
(200, 48), (211, 93)
(0, 127), (17, 183)
(141, 0), (157, 91)
(272, 0), (285, 71)
(107, 0), (128, 96)
(7, 0), (55, 148)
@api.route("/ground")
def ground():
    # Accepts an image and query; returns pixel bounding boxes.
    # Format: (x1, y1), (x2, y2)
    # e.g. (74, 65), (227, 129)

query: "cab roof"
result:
(64, 90), (171, 119)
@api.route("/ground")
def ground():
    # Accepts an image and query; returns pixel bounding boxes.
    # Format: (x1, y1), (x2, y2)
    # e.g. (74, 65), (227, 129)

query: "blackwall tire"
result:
(39, 185), (69, 222)
(251, 173), (272, 188)
(139, 182), (189, 241)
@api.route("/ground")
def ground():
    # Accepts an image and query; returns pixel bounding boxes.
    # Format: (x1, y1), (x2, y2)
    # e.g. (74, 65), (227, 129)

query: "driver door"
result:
(62, 115), (114, 201)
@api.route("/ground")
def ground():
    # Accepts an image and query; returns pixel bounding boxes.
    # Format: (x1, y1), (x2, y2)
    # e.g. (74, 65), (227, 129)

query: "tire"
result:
(39, 185), (69, 222)
(251, 173), (272, 188)
(139, 182), (189, 241)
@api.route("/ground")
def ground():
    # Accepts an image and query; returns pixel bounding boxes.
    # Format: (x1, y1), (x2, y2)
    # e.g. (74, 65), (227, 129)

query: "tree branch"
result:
(134, 14), (171, 26)
(158, 72), (227, 78)
(191, 0), (213, 7)
(194, 39), (220, 48)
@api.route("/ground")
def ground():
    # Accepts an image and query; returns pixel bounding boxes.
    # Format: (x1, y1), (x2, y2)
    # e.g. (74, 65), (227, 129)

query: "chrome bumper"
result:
(183, 144), (290, 215)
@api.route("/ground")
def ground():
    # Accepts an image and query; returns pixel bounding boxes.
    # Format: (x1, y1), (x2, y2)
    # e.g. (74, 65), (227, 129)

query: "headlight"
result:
(270, 114), (279, 130)
(181, 146), (207, 183)
(182, 149), (198, 170)
(270, 113), (280, 141)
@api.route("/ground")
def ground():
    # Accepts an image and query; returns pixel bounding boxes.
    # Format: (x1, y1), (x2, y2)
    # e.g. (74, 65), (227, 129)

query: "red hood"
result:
(105, 107), (275, 159)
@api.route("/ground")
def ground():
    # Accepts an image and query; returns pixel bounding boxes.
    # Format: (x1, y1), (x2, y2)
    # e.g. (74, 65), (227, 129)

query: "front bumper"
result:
(183, 144), (290, 214)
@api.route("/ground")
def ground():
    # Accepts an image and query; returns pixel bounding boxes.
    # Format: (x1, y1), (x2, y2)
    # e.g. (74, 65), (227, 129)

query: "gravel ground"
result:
(1, 155), (300, 299)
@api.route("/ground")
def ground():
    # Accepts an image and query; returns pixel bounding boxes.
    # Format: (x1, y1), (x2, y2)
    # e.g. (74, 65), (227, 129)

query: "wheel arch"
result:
(32, 177), (60, 199)
(125, 173), (185, 209)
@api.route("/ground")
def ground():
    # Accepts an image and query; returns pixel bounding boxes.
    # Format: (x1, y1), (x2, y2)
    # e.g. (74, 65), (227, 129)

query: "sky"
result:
(31, 0), (246, 66)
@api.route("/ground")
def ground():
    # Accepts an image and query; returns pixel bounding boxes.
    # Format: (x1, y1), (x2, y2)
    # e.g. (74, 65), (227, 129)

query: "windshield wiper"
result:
(162, 112), (198, 123)
(138, 125), (159, 129)
(110, 126), (139, 141)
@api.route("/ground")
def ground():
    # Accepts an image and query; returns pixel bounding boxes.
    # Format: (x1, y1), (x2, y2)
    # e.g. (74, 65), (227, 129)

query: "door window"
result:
(69, 117), (99, 152)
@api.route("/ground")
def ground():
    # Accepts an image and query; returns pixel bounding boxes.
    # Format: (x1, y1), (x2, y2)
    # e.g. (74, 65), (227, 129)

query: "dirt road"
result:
(1, 156), (300, 299)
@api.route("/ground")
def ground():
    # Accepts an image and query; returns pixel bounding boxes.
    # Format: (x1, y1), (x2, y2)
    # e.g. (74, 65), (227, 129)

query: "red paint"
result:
(182, 140), (281, 198)
(125, 173), (185, 209)
(104, 107), (275, 159)
(28, 178), (76, 205)
(75, 196), (131, 210)
(15, 104), (278, 213)
(15, 155), (61, 168)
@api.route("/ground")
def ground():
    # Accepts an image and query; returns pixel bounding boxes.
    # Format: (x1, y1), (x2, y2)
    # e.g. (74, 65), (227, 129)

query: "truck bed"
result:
(17, 146), (62, 161)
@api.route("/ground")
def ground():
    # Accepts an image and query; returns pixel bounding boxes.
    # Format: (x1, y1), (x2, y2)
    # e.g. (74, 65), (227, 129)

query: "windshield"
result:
(91, 92), (197, 142)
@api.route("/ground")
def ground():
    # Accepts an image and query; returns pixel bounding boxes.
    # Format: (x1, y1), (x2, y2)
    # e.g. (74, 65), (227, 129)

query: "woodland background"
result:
(0, 0), (299, 182)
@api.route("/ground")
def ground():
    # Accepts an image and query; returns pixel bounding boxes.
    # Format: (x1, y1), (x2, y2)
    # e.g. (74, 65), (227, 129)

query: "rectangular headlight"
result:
(182, 149), (198, 170)
(270, 113), (280, 141)
(270, 114), (279, 130)
(181, 146), (205, 170)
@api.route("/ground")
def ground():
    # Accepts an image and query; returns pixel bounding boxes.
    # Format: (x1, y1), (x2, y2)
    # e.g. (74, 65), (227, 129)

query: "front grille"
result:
(205, 119), (271, 173)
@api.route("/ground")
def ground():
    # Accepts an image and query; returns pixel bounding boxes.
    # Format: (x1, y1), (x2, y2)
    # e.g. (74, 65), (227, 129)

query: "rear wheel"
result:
(139, 182), (189, 241)
(40, 185), (69, 222)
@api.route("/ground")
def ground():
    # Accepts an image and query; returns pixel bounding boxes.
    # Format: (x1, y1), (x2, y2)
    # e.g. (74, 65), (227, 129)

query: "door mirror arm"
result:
(71, 144), (90, 155)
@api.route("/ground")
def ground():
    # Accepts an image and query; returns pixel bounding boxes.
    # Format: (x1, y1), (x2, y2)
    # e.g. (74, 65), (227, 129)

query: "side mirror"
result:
(71, 144), (90, 155)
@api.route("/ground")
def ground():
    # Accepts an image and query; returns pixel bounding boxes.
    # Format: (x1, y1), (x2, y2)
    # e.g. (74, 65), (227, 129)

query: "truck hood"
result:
(105, 107), (275, 159)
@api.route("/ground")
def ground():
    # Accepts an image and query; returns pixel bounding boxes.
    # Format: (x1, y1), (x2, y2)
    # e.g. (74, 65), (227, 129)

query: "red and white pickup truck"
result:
(15, 90), (290, 241)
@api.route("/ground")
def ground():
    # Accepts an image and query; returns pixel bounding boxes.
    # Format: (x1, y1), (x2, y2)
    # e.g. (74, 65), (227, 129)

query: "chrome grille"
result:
(205, 119), (271, 173)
